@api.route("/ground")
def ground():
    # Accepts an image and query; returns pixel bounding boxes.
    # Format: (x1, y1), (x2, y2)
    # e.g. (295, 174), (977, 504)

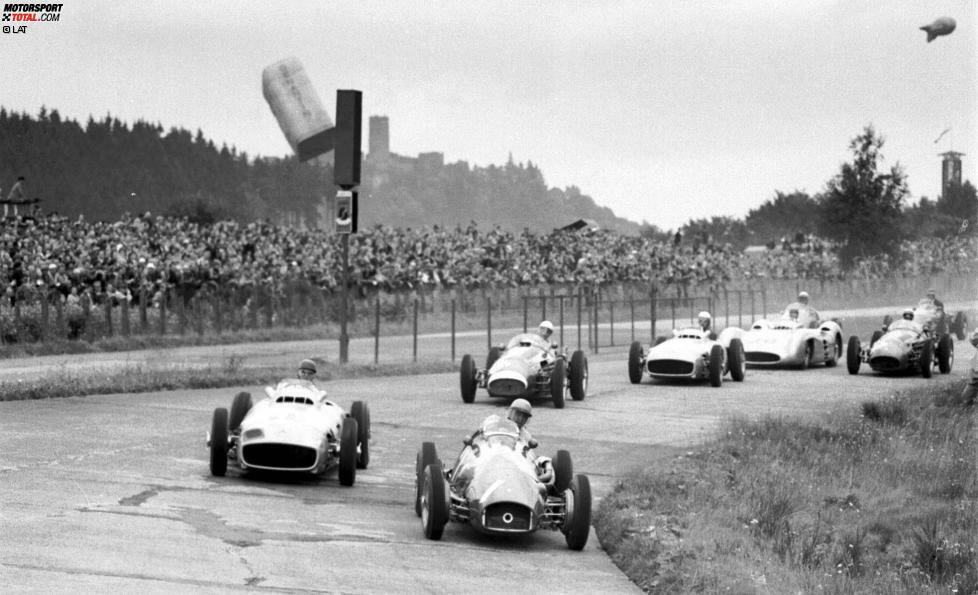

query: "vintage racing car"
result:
(415, 416), (591, 550)
(846, 312), (953, 377)
(459, 332), (587, 408)
(628, 327), (746, 387)
(907, 298), (968, 340)
(720, 303), (843, 369)
(207, 378), (370, 485)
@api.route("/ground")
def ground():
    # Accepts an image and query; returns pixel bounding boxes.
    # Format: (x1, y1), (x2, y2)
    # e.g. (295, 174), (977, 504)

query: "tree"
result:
(745, 190), (819, 244)
(936, 180), (978, 234)
(817, 125), (908, 269)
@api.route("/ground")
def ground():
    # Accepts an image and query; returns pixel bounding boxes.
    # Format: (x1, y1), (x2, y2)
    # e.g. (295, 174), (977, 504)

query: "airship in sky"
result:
(920, 17), (956, 42)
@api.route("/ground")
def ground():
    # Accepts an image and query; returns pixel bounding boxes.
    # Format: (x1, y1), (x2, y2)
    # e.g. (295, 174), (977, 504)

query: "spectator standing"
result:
(7, 176), (25, 217)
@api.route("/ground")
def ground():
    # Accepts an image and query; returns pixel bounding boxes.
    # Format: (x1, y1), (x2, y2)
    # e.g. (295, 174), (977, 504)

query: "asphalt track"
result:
(0, 317), (973, 593)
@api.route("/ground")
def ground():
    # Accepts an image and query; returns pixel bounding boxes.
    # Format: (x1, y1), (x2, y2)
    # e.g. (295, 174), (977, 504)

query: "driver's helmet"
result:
(926, 288), (937, 300)
(537, 320), (554, 340)
(797, 291), (810, 305)
(507, 398), (532, 428)
(902, 308), (914, 321)
(298, 359), (317, 379)
(697, 311), (711, 329)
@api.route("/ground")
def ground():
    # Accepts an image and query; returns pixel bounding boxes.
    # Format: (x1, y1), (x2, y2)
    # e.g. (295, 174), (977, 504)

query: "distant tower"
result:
(369, 115), (390, 157)
(940, 151), (964, 192)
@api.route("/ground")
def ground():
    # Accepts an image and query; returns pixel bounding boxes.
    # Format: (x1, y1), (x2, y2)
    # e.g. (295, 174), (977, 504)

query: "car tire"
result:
(728, 338), (746, 381)
(459, 354), (477, 404)
(553, 449), (573, 493)
(825, 334), (842, 367)
(550, 358), (566, 408)
(569, 351), (587, 401)
(229, 392), (252, 432)
(351, 401), (370, 469)
(920, 340), (933, 379)
(870, 330), (883, 349)
(421, 463), (448, 540)
(562, 474), (592, 551)
(846, 336), (861, 375)
(338, 417), (358, 486)
(209, 407), (229, 477)
(709, 344), (724, 387)
(937, 334), (953, 374)
(628, 341), (644, 384)
(485, 346), (503, 371)
(415, 442), (439, 517)
(799, 341), (812, 370)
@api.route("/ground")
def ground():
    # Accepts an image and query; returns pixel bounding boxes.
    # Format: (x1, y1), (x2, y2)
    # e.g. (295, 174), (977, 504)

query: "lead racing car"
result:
(628, 326), (746, 387)
(720, 303), (843, 369)
(846, 308), (953, 377)
(206, 378), (370, 485)
(459, 332), (587, 408)
(415, 416), (591, 550)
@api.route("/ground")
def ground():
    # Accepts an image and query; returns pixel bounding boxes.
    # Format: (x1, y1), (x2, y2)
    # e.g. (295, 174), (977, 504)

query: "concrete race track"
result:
(0, 334), (972, 593)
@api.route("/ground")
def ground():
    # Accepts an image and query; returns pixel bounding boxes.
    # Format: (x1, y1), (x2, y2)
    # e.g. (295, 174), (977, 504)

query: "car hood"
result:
(466, 445), (543, 506)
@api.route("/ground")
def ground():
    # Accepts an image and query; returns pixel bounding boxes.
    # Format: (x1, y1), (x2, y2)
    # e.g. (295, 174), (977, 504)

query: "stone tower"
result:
(940, 151), (964, 191)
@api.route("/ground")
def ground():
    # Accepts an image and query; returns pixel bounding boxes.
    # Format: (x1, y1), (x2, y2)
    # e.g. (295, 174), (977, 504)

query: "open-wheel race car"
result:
(414, 416), (591, 550)
(206, 378), (370, 485)
(846, 310), (954, 378)
(628, 327), (746, 387)
(719, 303), (843, 369)
(908, 298), (968, 340)
(459, 332), (587, 408)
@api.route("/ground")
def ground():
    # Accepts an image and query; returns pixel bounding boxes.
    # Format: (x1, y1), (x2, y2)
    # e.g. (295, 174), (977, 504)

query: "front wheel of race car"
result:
(709, 344), (724, 387)
(728, 338), (746, 381)
(209, 407), (229, 477)
(799, 341), (813, 370)
(569, 351), (588, 400)
(920, 340), (934, 379)
(825, 334), (842, 367)
(459, 354), (477, 404)
(351, 401), (370, 469)
(338, 417), (358, 486)
(550, 358), (567, 408)
(415, 442), (439, 517)
(421, 463), (449, 540)
(628, 341), (644, 384)
(553, 449), (573, 494)
(229, 392), (252, 432)
(562, 474), (592, 551)
(937, 334), (954, 374)
(846, 336), (861, 375)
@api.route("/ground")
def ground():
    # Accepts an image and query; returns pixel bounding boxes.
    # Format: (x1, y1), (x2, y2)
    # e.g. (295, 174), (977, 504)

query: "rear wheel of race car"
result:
(209, 407), (229, 477)
(338, 417), (358, 486)
(728, 338), (746, 381)
(920, 340), (934, 379)
(870, 330), (883, 348)
(825, 335), (842, 367)
(708, 344), (724, 387)
(550, 358), (566, 408)
(628, 341), (644, 384)
(937, 335), (954, 374)
(351, 401), (370, 469)
(569, 350), (588, 401)
(421, 463), (448, 540)
(486, 346), (503, 370)
(553, 449), (573, 494)
(562, 474), (592, 551)
(846, 336), (861, 375)
(229, 392), (252, 432)
(799, 341), (812, 370)
(415, 442), (439, 517)
(459, 354), (477, 404)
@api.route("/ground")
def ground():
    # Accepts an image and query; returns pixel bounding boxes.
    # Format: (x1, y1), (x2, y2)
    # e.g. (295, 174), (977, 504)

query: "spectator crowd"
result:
(0, 211), (975, 308)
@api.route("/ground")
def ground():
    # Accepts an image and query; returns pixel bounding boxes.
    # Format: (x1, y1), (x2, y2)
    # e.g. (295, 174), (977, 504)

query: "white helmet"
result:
(509, 398), (532, 417)
(697, 311), (711, 320)
(798, 291), (810, 301)
(539, 321), (554, 333)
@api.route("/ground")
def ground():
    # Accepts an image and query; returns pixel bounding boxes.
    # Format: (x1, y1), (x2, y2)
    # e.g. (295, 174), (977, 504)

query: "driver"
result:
(697, 311), (717, 340)
(888, 308), (922, 332)
(923, 288), (948, 334)
(960, 329), (978, 406)
(298, 358), (318, 381)
(795, 291), (820, 327)
(536, 320), (555, 342)
(507, 398), (534, 443)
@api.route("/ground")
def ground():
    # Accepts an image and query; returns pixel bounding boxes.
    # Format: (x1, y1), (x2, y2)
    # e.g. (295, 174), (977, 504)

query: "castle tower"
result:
(369, 115), (390, 157)
(940, 151), (965, 191)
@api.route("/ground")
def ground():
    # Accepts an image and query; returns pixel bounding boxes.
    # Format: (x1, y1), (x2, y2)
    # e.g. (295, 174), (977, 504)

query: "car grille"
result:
(648, 360), (694, 375)
(870, 356), (901, 371)
(746, 352), (780, 363)
(242, 443), (318, 470)
(483, 502), (532, 532)
(488, 378), (525, 397)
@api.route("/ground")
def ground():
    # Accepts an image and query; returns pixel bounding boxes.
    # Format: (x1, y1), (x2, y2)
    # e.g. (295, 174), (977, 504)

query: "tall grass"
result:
(595, 381), (977, 594)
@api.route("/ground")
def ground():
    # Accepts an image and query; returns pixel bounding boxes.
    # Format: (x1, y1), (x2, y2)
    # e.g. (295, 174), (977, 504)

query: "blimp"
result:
(920, 17), (956, 42)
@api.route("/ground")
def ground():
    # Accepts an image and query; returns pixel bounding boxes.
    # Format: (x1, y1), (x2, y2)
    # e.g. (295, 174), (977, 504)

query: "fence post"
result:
(213, 294), (222, 336)
(629, 295), (635, 342)
(451, 299), (456, 363)
(41, 296), (49, 340)
(159, 288), (167, 336)
(413, 299), (419, 363)
(177, 293), (186, 336)
(374, 295), (380, 365)
(121, 299), (130, 337)
(650, 285), (657, 343)
(558, 295), (565, 348)
(522, 295), (528, 333)
(609, 293), (615, 347)
(486, 296), (492, 352)
(592, 287), (599, 354)
(140, 286), (148, 334)
(55, 298), (64, 340)
(104, 300), (113, 337)
(576, 287), (583, 349)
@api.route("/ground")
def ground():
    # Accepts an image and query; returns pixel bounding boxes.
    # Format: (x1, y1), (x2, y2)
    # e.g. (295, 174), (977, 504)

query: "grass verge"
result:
(0, 357), (456, 401)
(594, 380), (977, 594)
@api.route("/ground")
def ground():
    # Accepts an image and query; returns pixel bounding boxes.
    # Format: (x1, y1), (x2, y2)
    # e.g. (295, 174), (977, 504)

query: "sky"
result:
(2, 1), (975, 231)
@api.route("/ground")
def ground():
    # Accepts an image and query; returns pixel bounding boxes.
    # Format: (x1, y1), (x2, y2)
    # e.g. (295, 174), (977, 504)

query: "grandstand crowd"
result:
(0, 211), (975, 307)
